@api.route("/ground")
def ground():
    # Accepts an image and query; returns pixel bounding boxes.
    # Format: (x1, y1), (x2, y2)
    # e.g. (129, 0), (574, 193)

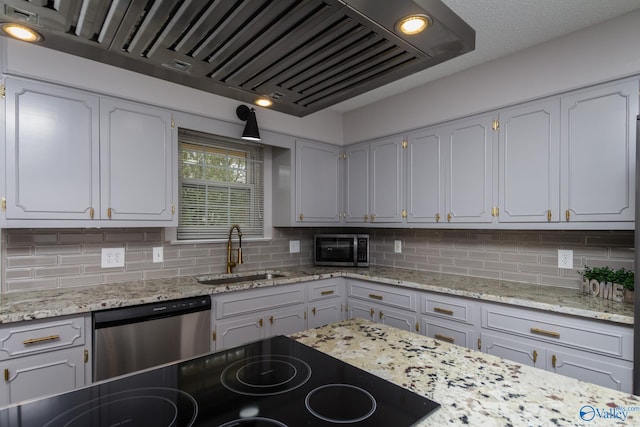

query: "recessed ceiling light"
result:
(396, 14), (431, 36)
(1, 23), (42, 42)
(255, 98), (273, 107)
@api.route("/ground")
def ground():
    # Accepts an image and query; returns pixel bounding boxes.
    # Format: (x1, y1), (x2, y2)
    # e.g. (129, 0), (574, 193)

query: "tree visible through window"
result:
(178, 129), (264, 240)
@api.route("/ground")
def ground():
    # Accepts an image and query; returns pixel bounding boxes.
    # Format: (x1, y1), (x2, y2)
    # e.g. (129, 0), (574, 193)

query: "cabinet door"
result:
(1, 347), (86, 405)
(548, 346), (632, 393)
(499, 99), (560, 222)
(295, 140), (341, 223)
(308, 299), (345, 329)
(423, 319), (476, 349)
(481, 332), (544, 369)
(444, 114), (494, 223)
(100, 98), (175, 222)
(406, 127), (445, 223)
(266, 305), (308, 337)
(560, 79), (637, 222)
(377, 306), (418, 333)
(344, 143), (370, 223)
(5, 78), (100, 220)
(215, 315), (264, 351)
(370, 137), (404, 223)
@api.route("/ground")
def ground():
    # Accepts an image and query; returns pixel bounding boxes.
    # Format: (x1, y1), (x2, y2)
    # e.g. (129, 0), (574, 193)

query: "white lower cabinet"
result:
(419, 292), (480, 349)
(308, 278), (346, 329)
(348, 299), (419, 333)
(0, 315), (91, 406)
(481, 302), (633, 392)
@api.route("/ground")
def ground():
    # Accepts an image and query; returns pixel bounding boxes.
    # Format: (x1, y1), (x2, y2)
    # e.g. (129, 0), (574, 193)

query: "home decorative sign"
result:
(581, 278), (624, 302)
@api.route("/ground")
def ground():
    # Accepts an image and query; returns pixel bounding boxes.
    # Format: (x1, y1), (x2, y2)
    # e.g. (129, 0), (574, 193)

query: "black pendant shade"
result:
(236, 105), (261, 141)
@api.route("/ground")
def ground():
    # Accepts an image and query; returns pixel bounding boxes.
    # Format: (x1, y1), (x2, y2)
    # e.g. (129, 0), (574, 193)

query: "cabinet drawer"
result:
(215, 285), (306, 319)
(482, 304), (633, 360)
(348, 281), (416, 311)
(0, 316), (85, 360)
(423, 319), (476, 349)
(422, 293), (474, 323)
(308, 278), (344, 301)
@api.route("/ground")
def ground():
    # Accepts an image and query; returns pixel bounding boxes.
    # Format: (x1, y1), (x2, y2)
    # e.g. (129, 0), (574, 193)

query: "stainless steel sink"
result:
(197, 272), (285, 286)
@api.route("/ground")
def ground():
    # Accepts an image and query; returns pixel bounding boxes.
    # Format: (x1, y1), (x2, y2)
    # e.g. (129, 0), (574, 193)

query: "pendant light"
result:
(236, 105), (261, 141)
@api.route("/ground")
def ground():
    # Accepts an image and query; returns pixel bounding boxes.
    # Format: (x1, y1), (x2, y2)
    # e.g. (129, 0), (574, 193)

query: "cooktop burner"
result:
(0, 336), (439, 426)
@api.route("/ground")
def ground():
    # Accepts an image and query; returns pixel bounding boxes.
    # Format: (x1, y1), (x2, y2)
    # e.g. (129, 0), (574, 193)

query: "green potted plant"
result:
(579, 266), (634, 303)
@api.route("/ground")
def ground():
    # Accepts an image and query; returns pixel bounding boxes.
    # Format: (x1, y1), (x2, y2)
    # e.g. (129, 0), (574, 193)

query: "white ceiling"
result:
(330, 0), (640, 112)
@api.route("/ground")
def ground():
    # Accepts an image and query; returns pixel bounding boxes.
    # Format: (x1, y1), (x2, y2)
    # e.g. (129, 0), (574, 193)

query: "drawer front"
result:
(215, 285), (306, 319)
(482, 304), (633, 360)
(308, 278), (344, 301)
(348, 281), (416, 311)
(0, 316), (85, 360)
(422, 293), (474, 323)
(424, 319), (476, 349)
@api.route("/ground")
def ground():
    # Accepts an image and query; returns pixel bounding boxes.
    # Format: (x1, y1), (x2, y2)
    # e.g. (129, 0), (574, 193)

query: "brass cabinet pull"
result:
(320, 290), (334, 296)
(368, 294), (383, 300)
(298, 213), (304, 221)
(434, 334), (454, 343)
(369, 308), (375, 317)
(4, 369), (8, 382)
(401, 209), (407, 219)
(370, 214), (376, 222)
(23, 334), (60, 345)
(212, 330), (217, 341)
(84, 349), (89, 363)
(312, 307), (317, 316)
(530, 328), (560, 338)
(415, 322), (420, 332)
(259, 318), (263, 327)
(435, 213), (440, 222)
(378, 311), (383, 319)
(533, 350), (538, 363)
(363, 214), (369, 222)
(171, 203), (175, 215)
(552, 354), (557, 368)
(547, 210), (552, 222)
(447, 213), (452, 222)
(107, 208), (112, 219)
(89, 207), (94, 219)
(434, 307), (454, 316)
(565, 210), (570, 221)
(402, 139), (408, 149)
(304, 311), (307, 320)
(477, 338), (481, 350)
(269, 316), (274, 325)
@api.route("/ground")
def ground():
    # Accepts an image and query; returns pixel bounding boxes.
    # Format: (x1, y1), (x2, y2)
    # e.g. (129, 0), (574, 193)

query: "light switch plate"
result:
(101, 248), (125, 268)
(153, 247), (164, 263)
(289, 240), (300, 253)
(394, 240), (402, 253)
(558, 249), (573, 269)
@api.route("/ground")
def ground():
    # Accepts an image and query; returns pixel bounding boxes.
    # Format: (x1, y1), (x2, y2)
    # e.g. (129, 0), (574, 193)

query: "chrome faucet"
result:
(227, 224), (243, 274)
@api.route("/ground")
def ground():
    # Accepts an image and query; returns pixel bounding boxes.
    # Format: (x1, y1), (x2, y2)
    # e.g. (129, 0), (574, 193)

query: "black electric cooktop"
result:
(0, 335), (439, 426)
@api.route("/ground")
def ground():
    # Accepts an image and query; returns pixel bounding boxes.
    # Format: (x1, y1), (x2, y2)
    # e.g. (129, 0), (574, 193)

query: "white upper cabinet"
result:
(100, 97), (174, 222)
(295, 140), (341, 223)
(444, 114), (495, 223)
(498, 99), (561, 222)
(5, 78), (100, 221)
(345, 136), (404, 224)
(406, 126), (445, 223)
(560, 79), (637, 223)
(3, 78), (177, 227)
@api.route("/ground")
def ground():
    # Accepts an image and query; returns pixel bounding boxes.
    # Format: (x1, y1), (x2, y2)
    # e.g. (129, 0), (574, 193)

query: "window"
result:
(178, 129), (264, 240)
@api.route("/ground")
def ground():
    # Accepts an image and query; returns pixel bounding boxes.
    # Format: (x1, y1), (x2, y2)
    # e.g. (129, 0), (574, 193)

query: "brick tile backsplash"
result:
(0, 227), (634, 293)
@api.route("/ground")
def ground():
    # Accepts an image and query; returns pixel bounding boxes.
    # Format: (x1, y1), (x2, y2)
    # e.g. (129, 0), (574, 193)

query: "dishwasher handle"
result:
(94, 296), (211, 329)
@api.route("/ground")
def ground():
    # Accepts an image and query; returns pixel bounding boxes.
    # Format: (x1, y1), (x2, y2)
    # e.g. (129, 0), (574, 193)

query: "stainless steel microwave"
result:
(314, 234), (369, 267)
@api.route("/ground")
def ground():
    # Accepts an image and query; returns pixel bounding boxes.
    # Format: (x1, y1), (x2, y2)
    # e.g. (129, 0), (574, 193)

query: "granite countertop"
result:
(0, 265), (633, 325)
(292, 318), (640, 426)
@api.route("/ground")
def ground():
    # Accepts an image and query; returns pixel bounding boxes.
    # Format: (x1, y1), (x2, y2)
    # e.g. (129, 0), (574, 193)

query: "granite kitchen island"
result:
(292, 318), (639, 426)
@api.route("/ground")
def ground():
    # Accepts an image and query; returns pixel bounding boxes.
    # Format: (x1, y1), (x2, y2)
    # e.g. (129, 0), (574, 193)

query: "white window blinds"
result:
(178, 129), (264, 240)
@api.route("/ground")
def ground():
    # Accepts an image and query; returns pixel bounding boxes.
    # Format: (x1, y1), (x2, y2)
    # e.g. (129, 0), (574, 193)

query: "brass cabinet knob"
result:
(447, 213), (452, 222)
(435, 213), (440, 222)
(547, 210), (552, 222)
(369, 308), (375, 317)
(363, 214), (369, 222)
(370, 214), (376, 222)
(298, 213), (304, 221)
(532, 350), (538, 364)
(312, 307), (317, 316)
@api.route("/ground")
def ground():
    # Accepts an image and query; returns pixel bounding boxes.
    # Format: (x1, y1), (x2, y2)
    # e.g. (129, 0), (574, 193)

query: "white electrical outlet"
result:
(101, 248), (125, 268)
(153, 247), (164, 263)
(394, 240), (402, 253)
(289, 240), (300, 253)
(558, 249), (573, 269)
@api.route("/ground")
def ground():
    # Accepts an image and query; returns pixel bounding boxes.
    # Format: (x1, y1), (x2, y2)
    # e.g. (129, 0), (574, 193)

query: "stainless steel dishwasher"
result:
(93, 295), (211, 381)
